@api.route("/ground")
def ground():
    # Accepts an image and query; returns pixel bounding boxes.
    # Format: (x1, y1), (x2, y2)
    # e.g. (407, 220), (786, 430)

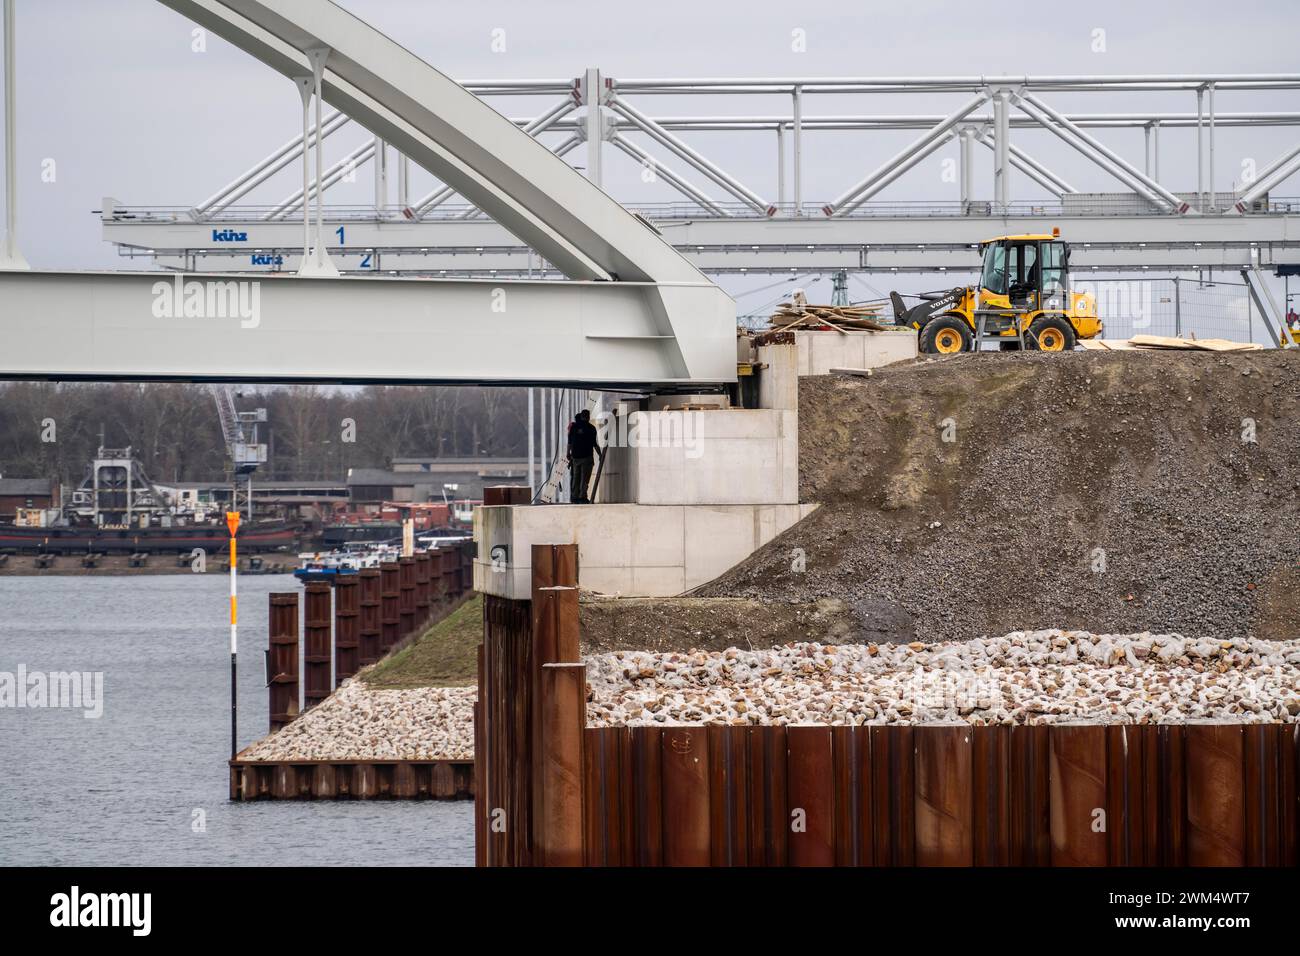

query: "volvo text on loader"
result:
(891, 231), (1102, 354)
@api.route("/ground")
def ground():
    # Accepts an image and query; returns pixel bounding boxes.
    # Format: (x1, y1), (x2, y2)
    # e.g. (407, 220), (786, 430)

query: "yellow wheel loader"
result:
(891, 232), (1102, 354)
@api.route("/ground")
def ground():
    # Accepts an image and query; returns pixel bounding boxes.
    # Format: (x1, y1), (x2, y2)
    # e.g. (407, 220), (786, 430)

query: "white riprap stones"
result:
(239, 677), (475, 761)
(584, 630), (1300, 727)
(239, 630), (1300, 760)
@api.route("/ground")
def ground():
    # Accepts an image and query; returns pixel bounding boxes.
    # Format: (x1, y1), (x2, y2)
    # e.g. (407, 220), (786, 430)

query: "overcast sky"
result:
(1, 0), (1297, 311)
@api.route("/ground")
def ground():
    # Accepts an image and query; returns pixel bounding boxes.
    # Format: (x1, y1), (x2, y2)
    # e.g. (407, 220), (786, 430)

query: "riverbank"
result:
(0, 553), (293, 575)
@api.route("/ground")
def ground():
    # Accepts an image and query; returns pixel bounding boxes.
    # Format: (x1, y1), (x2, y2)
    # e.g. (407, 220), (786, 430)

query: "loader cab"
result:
(978, 233), (1069, 311)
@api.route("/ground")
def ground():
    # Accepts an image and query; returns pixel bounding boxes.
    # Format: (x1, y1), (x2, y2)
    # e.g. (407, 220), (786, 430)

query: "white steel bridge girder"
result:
(0, 271), (736, 386)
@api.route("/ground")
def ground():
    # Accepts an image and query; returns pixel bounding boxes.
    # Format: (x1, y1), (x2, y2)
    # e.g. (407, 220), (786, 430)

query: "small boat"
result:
(415, 527), (472, 549)
(293, 549), (375, 583)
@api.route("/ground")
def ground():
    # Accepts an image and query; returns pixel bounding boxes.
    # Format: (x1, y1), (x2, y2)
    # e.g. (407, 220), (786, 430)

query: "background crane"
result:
(208, 385), (267, 520)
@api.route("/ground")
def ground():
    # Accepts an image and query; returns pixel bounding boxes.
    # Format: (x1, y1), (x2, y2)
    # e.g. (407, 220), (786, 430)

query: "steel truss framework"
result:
(1, 1), (736, 387)
(103, 69), (1300, 277)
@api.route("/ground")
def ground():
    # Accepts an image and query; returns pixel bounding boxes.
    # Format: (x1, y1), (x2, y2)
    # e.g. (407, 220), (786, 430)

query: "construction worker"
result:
(566, 409), (600, 504)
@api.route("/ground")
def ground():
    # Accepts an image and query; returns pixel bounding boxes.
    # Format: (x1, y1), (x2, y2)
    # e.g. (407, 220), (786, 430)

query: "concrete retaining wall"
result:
(753, 330), (912, 411)
(474, 501), (817, 599)
(794, 328), (918, 375)
(596, 407), (797, 506)
(756, 341), (799, 411)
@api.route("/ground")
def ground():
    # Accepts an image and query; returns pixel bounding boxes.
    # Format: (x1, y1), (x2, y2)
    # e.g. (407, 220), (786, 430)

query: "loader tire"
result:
(1027, 315), (1076, 352)
(919, 316), (972, 355)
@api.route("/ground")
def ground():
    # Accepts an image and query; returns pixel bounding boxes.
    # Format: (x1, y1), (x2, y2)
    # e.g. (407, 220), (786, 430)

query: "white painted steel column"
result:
(557, 390), (567, 499)
(1208, 83), (1216, 211)
(296, 77), (313, 270)
(302, 48), (339, 276)
(959, 126), (974, 210)
(541, 387), (550, 486)
(312, 51), (327, 266)
(0, 0), (25, 269)
(792, 86), (803, 216)
(993, 89), (1010, 212)
(527, 387), (536, 496)
(776, 125), (786, 211)
(1197, 86), (1205, 211)
(584, 67), (602, 189)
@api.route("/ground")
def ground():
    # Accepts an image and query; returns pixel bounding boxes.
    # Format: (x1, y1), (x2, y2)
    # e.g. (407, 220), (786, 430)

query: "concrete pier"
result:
(474, 328), (913, 599)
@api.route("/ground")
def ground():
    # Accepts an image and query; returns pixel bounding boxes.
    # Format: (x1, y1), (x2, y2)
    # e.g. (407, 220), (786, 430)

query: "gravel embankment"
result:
(585, 630), (1300, 727)
(238, 677), (474, 761)
(702, 350), (1300, 644)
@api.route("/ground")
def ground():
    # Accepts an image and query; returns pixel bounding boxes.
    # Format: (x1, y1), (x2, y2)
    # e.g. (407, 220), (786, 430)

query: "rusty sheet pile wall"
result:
(232, 759), (473, 801)
(358, 568), (382, 666)
(333, 575), (360, 684)
(476, 543), (579, 866)
(303, 582), (332, 709)
(476, 542), (1299, 867)
(581, 722), (1298, 866)
(267, 593), (299, 733)
(380, 561), (401, 654)
(230, 539), (476, 801)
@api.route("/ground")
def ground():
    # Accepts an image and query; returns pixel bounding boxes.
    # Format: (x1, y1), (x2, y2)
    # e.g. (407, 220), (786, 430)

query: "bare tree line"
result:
(0, 383), (528, 485)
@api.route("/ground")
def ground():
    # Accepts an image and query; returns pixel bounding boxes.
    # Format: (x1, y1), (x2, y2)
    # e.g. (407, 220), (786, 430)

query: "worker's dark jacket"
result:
(568, 421), (598, 459)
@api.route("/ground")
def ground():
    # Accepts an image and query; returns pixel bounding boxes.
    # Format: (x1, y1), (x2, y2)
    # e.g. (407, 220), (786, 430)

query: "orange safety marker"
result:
(226, 511), (241, 759)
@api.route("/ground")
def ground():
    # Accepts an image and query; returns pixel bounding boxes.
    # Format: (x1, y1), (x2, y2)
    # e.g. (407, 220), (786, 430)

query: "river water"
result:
(0, 574), (473, 866)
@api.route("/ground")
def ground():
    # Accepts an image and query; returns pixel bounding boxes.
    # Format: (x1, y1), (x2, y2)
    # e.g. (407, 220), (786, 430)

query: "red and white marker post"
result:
(226, 511), (241, 759)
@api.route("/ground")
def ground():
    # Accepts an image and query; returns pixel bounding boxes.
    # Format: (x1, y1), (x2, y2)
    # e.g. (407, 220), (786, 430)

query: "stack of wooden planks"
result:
(1078, 334), (1263, 352)
(768, 291), (890, 334)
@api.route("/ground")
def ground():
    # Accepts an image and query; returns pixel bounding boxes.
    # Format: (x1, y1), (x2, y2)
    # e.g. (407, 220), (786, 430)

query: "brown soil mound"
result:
(700, 349), (1300, 644)
(578, 596), (857, 655)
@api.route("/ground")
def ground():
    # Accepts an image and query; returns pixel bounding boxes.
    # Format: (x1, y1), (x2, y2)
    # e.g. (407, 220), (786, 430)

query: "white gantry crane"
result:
(209, 384), (268, 519)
